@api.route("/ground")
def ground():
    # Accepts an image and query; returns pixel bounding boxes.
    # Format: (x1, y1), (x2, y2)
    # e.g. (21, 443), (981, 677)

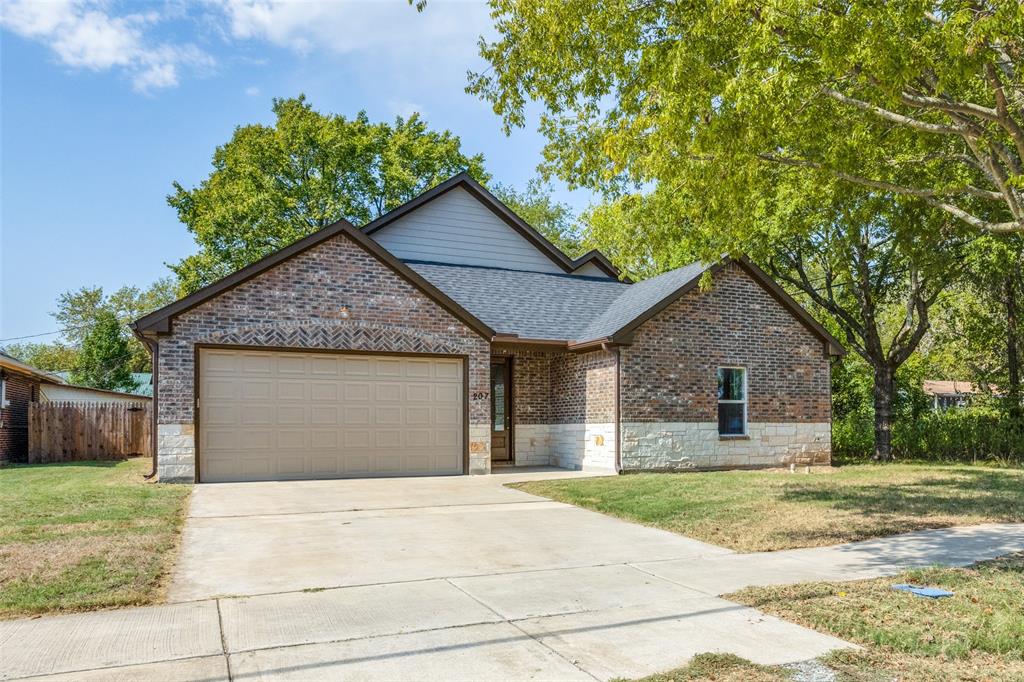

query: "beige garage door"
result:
(198, 349), (464, 482)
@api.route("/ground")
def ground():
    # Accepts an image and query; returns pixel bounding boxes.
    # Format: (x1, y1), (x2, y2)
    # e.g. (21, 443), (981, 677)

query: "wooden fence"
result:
(28, 401), (152, 463)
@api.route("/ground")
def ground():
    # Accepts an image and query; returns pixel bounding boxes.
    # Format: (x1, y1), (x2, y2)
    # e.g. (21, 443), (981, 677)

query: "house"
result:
(923, 379), (997, 411)
(0, 352), (153, 465)
(47, 372), (153, 402)
(132, 173), (843, 483)
(0, 351), (62, 464)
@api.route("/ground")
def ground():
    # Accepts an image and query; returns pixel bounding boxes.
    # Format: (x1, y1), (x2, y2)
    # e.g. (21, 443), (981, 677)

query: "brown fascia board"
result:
(604, 256), (846, 356)
(362, 173), (622, 277)
(131, 219), (496, 341)
(571, 250), (629, 282)
(132, 219), (356, 334)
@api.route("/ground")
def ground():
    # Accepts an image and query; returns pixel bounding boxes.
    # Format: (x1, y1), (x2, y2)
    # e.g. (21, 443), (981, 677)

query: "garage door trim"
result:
(193, 343), (470, 483)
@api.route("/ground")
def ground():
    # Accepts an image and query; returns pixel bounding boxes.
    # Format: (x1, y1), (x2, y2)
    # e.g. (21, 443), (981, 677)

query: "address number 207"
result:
(471, 392), (490, 400)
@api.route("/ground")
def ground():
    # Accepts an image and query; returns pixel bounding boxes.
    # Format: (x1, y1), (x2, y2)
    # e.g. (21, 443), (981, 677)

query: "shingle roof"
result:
(407, 260), (710, 342)
(579, 262), (708, 340)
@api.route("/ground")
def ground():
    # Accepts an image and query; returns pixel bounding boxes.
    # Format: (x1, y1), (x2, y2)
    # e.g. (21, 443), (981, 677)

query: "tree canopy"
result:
(70, 310), (136, 392)
(169, 96), (489, 293)
(470, 1), (1024, 236)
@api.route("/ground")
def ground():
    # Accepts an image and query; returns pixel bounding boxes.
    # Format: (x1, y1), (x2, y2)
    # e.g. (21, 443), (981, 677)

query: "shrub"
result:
(834, 408), (1024, 466)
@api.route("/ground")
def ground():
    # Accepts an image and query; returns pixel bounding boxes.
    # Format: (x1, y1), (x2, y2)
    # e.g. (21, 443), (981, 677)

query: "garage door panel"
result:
(199, 349), (464, 482)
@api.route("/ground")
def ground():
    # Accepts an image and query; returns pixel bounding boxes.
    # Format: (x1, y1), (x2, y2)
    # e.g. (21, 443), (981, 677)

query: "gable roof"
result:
(407, 261), (629, 340)
(131, 221), (495, 339)
(361, 173), (623, 280)
(0, 351), (65, 384)
(408, 257), (844, 354)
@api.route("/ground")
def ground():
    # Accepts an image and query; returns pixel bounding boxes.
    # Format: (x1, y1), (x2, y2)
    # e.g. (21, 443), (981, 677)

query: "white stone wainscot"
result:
(621, 422), (831, 471)
(514, 424), (553, 466)
(550, 423), (616, 472)
(158, 423), (196, 483)
(468, 423), (491, 474)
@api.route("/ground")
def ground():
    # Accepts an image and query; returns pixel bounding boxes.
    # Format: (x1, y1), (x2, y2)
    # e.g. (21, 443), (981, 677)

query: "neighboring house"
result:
(923, 380), (997, 411)
(40, 383), (153, 405)
(0, 352), (62, 464)
(132, 173), (844, 483)
(50, 372), (153, 401)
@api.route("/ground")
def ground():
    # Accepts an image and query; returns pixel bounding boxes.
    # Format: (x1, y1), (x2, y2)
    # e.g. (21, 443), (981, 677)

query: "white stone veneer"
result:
(157, 424), (196, 483)
(468, 423), (491, 474)
(513, 423), (616, 472)
(621, 422), (831, 470)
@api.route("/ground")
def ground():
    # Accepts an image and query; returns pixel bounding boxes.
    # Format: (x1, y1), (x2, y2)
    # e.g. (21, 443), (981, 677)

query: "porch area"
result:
(488, 346), (618, 473)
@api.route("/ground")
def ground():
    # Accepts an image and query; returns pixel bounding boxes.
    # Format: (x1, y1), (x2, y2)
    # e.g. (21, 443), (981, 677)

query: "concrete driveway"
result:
(4, 472), (1021, 681)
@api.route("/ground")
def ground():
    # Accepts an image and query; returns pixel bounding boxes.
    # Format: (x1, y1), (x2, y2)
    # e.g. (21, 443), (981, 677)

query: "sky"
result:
(0, 0), (596, 343)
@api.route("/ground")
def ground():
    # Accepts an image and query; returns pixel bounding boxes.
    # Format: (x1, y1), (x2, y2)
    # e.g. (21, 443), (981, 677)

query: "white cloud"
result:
(245, 85), (260, 96)
(0, 0), (213, 92)
(215, 0), (490, 61)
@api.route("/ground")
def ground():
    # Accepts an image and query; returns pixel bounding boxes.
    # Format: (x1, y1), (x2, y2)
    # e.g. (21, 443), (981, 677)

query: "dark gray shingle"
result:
(408, 260), (707, 342)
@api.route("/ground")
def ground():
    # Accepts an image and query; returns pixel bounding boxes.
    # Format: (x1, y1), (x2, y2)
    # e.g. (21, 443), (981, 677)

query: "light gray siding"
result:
(370, 187), (566, 273)
(572, 262), (613, 279)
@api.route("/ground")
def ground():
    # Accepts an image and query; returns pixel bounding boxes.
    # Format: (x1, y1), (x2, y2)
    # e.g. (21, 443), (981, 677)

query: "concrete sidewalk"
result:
(3, 522), (1021, 681)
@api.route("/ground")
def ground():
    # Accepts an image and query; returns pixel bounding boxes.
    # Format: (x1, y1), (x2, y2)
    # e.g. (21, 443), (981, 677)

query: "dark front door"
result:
(490, 357), (512, 463)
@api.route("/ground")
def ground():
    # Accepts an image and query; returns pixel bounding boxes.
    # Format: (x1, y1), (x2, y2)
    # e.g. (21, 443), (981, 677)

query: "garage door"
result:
(198, 348), (464, 482)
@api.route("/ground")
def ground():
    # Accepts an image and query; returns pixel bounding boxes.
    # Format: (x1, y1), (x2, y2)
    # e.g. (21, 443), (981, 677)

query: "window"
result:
(0, 374), (7, 410)
(717, 367), (746, 436)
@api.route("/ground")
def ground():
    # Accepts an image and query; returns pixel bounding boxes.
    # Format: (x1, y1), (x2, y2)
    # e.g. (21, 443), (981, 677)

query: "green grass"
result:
(511, 464), (1024, 551)
(0, 458), (191, 619)
(728, 553), (1024, 681)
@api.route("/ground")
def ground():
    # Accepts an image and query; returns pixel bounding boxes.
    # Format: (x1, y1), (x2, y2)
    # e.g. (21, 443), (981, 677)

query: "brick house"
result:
(0, 352), (60, 464)
(133, 173), (843, 483)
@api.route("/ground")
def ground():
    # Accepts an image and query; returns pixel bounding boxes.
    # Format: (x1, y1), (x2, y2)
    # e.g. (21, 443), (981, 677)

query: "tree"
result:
(492, 180), (584, 256)
(71, 310), (136, 392)
(170, 96), (489, 293)
(469, 1), (1024, 235)
(929, 234), (1024, 414)
(0, 342), (78, 373)
(53, 278), (175, 373)
(580, 175), (963, 460)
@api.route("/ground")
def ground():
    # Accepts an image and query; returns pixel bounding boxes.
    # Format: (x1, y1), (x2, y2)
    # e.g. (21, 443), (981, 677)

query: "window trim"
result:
(717, 366), (748, 437)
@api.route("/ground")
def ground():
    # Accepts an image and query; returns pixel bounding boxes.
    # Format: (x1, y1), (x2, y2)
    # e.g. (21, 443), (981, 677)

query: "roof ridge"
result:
(405, 259), (629, 283)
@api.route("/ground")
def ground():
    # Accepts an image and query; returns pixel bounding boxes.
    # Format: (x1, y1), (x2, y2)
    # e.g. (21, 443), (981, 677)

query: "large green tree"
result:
(71, 310), (136, 392)
(0, 342), (78, 373)
(170, 96), (489, 293)
(54, 278), (176, 373)
(470, 1), (1024, 236)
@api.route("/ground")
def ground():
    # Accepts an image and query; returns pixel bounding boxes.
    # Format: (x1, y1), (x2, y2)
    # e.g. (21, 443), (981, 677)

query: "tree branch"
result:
(823, 88), (965, 136)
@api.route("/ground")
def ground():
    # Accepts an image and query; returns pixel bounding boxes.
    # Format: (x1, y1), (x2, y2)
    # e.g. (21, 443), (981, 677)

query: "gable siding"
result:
(571, 262), (614, 279)
(370, 187), (566, 273)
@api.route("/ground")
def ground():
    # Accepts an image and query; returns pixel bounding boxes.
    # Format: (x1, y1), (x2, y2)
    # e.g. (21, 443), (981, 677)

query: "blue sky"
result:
(0, 0), (594, 343)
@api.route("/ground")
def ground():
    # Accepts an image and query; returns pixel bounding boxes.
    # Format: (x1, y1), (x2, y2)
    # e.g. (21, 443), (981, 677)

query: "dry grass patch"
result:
(0, 458), (191, 618)
(728, 554), (1024, 681)
(621, 653), (789, 682)
(511, 464), (1024, 551)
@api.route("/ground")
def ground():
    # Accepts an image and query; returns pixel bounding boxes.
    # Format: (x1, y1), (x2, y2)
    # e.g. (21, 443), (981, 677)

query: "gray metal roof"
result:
(407, 260), (707, 342)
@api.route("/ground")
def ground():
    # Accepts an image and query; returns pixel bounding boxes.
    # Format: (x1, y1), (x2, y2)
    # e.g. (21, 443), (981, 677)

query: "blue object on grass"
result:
(891, 584), (954, 598)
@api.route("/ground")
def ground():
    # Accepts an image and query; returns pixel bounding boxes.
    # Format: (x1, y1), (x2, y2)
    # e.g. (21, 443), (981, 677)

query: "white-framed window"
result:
(717, 367), (747, 436)
(0, 374), (8, 410)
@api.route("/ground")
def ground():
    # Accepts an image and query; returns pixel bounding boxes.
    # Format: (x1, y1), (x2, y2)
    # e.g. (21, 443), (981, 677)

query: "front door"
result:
(490, 357), (512, 463)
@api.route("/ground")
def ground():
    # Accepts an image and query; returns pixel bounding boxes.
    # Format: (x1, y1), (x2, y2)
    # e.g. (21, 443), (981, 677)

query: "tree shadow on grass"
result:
(780, 469), (1024, 522)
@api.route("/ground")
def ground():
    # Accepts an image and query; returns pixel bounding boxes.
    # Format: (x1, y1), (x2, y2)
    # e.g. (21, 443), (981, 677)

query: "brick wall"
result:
(493, 348), (553, 425)
(0, 372), (37, 465)
(551, 350), (617, 424)
(155, 232), (491, 481)
(620, 262), (831, 424)
(619, 262), (831, 470)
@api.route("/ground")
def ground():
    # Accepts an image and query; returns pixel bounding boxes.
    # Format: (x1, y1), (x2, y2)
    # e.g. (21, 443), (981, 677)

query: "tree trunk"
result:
(872, 364), (896, 461)
(1007, 275), (1021, 419)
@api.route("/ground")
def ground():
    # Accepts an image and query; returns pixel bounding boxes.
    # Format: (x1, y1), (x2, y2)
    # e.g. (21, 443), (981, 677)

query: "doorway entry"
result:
(490, 357), (513, 464)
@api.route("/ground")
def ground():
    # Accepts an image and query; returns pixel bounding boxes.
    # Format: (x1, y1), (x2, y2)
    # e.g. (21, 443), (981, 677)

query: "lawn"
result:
(629, 554), (1024, 682)
(0, 458), (191, 619)
(728, 553), (1024, 681)
(511, 464), (1024, 552)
